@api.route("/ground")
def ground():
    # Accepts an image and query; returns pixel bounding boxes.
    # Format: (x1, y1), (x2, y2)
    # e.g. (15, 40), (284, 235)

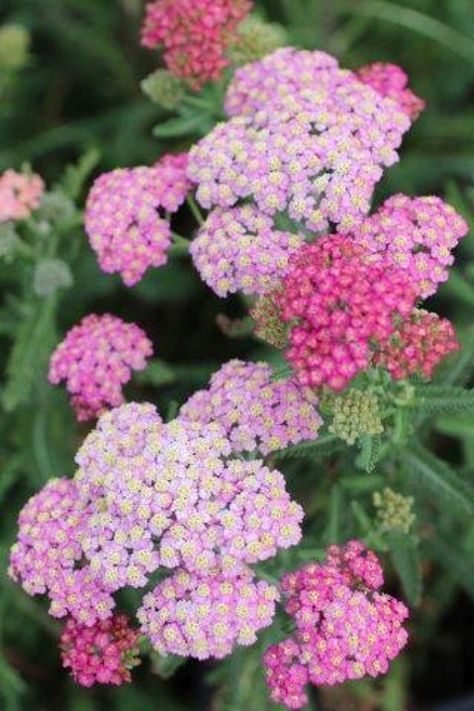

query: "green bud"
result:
(373, 487), (415, 534)
(0, 25), (30, 70)
(329, 389), (384, 445)
(140, 69), (185, 111)
(39, 191), (75, 223)
(228, 16), (287, 66)
(33, 259), (73, 297)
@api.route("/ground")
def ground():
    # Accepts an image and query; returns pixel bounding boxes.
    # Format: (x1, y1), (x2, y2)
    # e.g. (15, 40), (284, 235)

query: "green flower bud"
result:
(0, 25), (30, 70)
(39, 191), (75, 223)
(329, 389), (383, 445)
(140, 69), (185, 111)
(228, 16), (287, 66)
(373, 487), (415, 534)
(33, 259), (73, 297)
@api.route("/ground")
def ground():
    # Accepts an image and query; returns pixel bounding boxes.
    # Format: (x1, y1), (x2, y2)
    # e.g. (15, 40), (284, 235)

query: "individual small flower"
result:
(373, 488), (415, 534)
(8, 478), (115, 624)
(263, 542), (409, 709)
(375, 309), (459, 380)
(48, 314), (153, 421)
(140, 69), (185, 110)
(179, 359), (322, 454)
(138, 567), (278, 659)
(85, 155), (190, 286)
(0, 169), (44, 222)
(33, 258), (73, 297)
(227, 16), (287, 66)
(354, 194), (469, 298)
(250, 293), (288, 349)
(356, 62), (425, 121)
(141, 0), (252, 90)
(328, 389), (384, 445)
(60, 614), (140, 687)
(277, 236), (417, 391)
(190, 205), (303, 297)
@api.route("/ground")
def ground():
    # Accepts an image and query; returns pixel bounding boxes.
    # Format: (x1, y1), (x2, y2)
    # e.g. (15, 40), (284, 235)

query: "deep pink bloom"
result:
(85, 154), (190, 285)
(138, 567), (278, 659)
(60, 614), (140, 687)
(48, 314), (153, 421)
(277, 236), (416, 391)
(0, 169), (44, 222)
(263, 541), (409, 709)
(141, 0), (252, 89)
(356, 62), (425, 121)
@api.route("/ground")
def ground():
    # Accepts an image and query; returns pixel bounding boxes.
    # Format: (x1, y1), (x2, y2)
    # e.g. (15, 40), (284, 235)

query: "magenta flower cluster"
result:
(85, 153), (190, 286)
(179, 359), (322, 454)
(138, 567), (278, 660)
(48, 313), (153, 421)
(356, 62), (426, 121)
(263, 541), (409, 709)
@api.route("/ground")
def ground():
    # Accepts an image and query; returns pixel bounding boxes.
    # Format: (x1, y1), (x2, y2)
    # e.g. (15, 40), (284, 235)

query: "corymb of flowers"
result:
(7, 1), (471, 708)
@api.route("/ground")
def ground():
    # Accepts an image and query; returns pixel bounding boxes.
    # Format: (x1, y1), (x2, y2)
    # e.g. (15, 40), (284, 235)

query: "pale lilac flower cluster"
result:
(8, 478), (115, 625)
(188, 48), (413, 233)
(355, 194), (469, 298)
(190, 205), (303, 296)
(263, 541), (409, 710)
(48, 314), (153, 421)
(138, 567), (278, 659)
(85, 153), (190, 285)
(179, 359), (321, 454)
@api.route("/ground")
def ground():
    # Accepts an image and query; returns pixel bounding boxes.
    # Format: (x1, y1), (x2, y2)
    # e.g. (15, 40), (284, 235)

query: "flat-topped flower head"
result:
(191, 205), (304, 296)
(0, 169), (44, 222)
(189, 49), (410, 233)
(355, 194), (469, 298)
(263, 541), (409, 709)
(141, 0), (252, 90)
(138, 567), (278, 659)
(356, 62), (425, 121)
(85, 154), (190, 286)
(179, 359), (322, 454)
(8, 478), (114, 625)
(61, 614), (140, 687)
(277, 236), (416, 391)
(49, 314), (153, 421)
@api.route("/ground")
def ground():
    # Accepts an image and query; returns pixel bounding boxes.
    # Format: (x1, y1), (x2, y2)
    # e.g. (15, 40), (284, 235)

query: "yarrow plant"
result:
(6, 12), (474, 710)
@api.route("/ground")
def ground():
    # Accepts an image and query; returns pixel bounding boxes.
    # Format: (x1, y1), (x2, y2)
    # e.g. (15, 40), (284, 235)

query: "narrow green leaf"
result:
(135, 359), (176, 388)
(153, 113), (210, 138)
(387, 532), (422, 607)
(424, 535), (474, 601)
(273, 434), (343, 461)
(414, 385), (474, 414)
(150, 652), (185, 680)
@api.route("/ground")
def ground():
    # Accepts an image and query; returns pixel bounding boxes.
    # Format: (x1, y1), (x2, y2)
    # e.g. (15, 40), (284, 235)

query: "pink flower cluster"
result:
(263, 541), (409, 710)
(0, 169), (44, 222)
(85, 153), (190, 286)
(141, 0), (252, 89)
(179, 359), (322, 454)
(355, 194), (469, 298)
(138, 567), (278, 659)
(49, 314), (153, 421)
(188, 48), (414, 233)
(375, 309), (459, 380)
(190, 205), (303, 296)
(60, 614), (140, 687)
(8, 478), (114, 625)
(277, 236), (416, 391)
(75, 403), (303, 581)
(356, 62), (425, 120)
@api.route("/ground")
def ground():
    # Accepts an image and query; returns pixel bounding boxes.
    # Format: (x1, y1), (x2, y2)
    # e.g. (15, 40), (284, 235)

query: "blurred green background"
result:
(0, 1), (473, 710)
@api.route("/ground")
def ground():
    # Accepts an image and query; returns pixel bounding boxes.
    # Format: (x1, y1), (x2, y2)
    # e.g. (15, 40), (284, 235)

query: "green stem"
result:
(186, 195), (205, 227)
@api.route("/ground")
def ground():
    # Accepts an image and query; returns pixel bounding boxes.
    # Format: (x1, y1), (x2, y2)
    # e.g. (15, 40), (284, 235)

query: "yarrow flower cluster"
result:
(85, 153), (190, 285)
(373, 488), (415, 534)
(188, 48), (417, 234)
(356, 63), (426, 120)
(60, 615), (140, 687)
(141, 0), (252, 90)
(0, 169), (44, 222)
(138, 567), (278, 659)
(277, 236), (416, 391)
(328, 389), (384, 445)
(48, 314), (153, 421)
(355, 194), (469, 298)
(179, 359), (322, 454)
(263, 541), (409, 709)
(190, 205), (303, 296)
